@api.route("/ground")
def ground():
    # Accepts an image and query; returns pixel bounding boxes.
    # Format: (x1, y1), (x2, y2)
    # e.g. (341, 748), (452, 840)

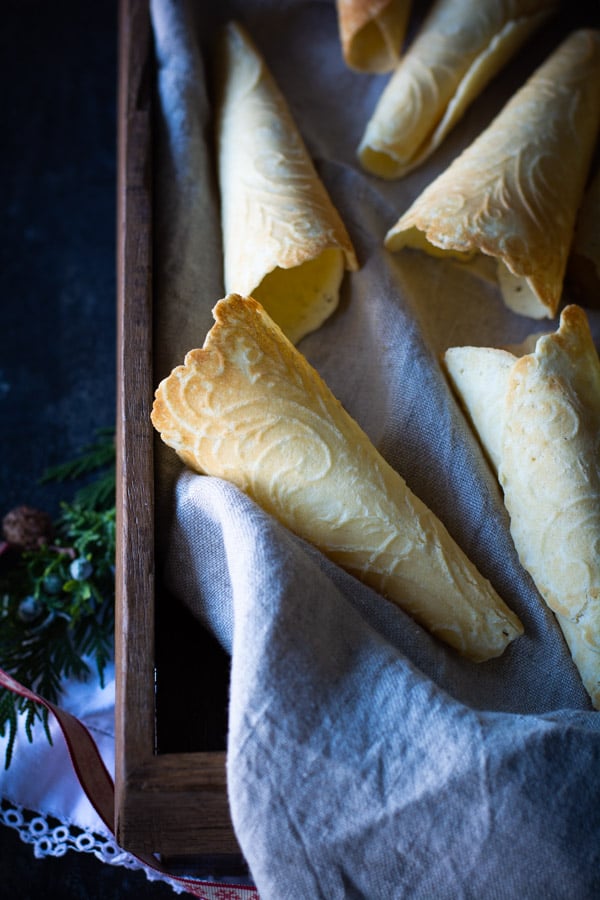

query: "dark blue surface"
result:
(1, 0), (117, 518)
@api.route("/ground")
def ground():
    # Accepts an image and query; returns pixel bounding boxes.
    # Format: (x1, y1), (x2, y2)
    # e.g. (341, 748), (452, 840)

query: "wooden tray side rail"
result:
(115, 0), (239, 859)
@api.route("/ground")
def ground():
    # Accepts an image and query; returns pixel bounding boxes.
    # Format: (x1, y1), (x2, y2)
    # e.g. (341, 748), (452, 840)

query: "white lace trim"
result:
(0, 798), (187, 893)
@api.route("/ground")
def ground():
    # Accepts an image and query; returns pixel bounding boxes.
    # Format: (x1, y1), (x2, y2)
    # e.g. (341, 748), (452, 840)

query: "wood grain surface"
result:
(115, 0), (241, 864)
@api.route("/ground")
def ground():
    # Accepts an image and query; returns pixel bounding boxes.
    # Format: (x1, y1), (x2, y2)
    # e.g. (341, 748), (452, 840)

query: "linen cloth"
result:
(151, 0), (600, 896)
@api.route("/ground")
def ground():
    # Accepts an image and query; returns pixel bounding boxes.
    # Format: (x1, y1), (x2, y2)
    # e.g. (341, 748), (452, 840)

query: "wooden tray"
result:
(114, 0), (243, 871)
(113, 0), (599, 876)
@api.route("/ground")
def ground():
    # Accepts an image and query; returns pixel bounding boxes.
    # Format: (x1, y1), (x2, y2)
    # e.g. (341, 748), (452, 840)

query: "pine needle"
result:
(1, 429), (116, 767)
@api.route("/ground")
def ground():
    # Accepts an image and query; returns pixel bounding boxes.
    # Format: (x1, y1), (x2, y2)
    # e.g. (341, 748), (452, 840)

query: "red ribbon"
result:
(0, 668), (259, 900)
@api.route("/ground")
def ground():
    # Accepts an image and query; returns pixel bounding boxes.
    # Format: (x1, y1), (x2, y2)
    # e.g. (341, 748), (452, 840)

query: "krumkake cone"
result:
(358, 0), (557, 179)
(152, 293), (523, 662)
(215, 21), (358, 346)
(384, 29), (600, 319)
(335, 0), (412, 73)
(444, 305), (600, 707)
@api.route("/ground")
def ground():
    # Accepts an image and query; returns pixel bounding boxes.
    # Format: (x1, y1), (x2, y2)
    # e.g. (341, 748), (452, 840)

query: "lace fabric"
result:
(0, 797), (188, 891)
(0, 681), (258, 897)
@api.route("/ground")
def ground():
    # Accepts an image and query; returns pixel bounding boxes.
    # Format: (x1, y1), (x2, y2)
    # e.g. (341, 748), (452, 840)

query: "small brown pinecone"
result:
(2, 505), (54, 550)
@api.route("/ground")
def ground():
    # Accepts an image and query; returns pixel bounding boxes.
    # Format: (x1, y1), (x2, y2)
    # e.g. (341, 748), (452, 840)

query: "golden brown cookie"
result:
(152, 293), (523, 661)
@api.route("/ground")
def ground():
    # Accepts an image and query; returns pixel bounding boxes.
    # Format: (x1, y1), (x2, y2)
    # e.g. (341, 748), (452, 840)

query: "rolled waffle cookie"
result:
(444, 305), (600, 706)
(384, 29), (600, 319)
(152, 293), (523, 662)
(215, 21), (358, 345)
(358, 0), (557, 179)
(336, 0), (412, 72)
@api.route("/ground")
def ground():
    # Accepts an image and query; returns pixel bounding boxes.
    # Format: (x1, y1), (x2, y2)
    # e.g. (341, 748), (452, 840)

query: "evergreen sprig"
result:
(0, 430), (116, 768)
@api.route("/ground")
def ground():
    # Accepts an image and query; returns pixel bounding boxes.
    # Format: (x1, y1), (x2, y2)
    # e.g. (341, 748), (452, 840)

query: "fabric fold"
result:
(163, 474), (600, 900)
(150, 1), (600, 896)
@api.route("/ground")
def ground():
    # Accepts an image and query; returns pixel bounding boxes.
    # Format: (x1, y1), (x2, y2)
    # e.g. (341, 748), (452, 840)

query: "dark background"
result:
(2, 1), (117, 519)
(2, 0), (599, 896)
(0, 0), (177, 896)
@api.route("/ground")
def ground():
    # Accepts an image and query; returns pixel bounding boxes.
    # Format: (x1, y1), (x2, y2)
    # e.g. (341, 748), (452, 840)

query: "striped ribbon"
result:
(0, 668), (259, 900)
